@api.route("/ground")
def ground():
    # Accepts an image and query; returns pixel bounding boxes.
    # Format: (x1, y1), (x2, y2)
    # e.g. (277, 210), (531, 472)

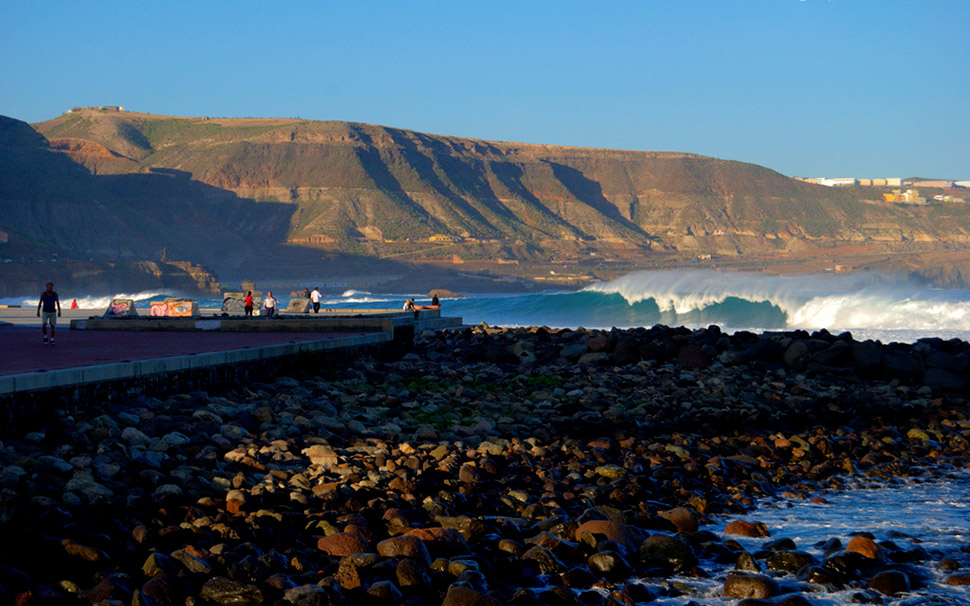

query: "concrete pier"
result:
(0, 306), (462, 434)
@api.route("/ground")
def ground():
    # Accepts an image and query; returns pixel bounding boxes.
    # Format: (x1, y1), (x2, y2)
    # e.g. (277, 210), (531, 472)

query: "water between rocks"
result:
(647, 470), (970, 605)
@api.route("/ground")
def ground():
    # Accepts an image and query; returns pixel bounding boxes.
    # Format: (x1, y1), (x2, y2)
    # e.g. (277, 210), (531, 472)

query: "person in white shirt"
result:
(263, 291), (278, 318)
(310, 287), (322, 313)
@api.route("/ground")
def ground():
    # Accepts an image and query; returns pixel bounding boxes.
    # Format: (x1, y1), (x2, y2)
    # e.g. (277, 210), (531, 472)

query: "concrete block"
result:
(286, 299), (311, 313)
(81, 363), (133, 384)
(0, 375), (18, 395)
(103, 299), (138, 318)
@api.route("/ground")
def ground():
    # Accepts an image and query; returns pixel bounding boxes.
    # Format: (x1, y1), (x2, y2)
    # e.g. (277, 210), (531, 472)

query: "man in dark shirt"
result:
(37, 282), (61, 345)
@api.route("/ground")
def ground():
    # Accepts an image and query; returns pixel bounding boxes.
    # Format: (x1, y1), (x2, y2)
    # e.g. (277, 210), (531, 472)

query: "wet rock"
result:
(946, 572), (970, 585)
(723, 572), (781, 599)
(317, 532), (371, 557)
(764, 550), (815, 574)
(867, 569), (912, 596)
(736, 595), (812, 606)
(638, 534), (697, 573)
(407, 527), (469, 557)
(587, 551), (631, 580)
(736, 552), (762, 572)
(61, 538), (107, 563)
(521, 545), (567, 574)
(367, 579), (403, 602)
(377, 535), (431, 564)
(823, 550), (870, 580)
(658, 507), (699, 533)
(846, 536), (880, 560)
(725, 520), (770, 538)
(797, 565), (846, 589)
(200, 577), (263, 606)
(574, 520), (644, 552)
(442, 584), (501, 606)
(396, 557), (433, 588)
(139, 574), (186, 606)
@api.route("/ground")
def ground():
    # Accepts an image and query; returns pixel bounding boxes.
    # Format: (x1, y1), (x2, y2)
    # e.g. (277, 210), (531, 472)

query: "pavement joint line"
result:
(0, 332), (392, 396)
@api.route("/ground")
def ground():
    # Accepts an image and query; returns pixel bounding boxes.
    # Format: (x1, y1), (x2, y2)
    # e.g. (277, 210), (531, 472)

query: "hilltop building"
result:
(67, 106), (125, 113)
(882, 189), (926, 204)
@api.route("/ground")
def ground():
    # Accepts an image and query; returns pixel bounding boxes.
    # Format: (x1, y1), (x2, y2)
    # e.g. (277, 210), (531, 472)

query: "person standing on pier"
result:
(310, 287), (322, 313)
(37, 282), (61, 345)
(244, 291), (254, 316)
(263, 291), (278, 318)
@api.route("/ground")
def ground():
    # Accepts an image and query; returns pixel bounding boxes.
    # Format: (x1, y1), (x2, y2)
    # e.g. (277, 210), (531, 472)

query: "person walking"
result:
(37, 282), (61, 345)
(244, 291), (254, 317)
(263, 291), (278, 318)
(310, 287), (322, 313)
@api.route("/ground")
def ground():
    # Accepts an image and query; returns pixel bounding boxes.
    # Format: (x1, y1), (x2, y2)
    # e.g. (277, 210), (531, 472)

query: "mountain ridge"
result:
(5, 108), (970, 294)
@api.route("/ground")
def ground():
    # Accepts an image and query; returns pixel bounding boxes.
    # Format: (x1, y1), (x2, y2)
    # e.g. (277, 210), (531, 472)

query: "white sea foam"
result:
(0, 291), (167, 309)
(585, 269), (970, 334)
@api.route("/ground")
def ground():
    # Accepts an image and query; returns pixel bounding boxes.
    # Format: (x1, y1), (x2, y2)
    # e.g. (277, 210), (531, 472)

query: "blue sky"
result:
(1, 1), (967, 178)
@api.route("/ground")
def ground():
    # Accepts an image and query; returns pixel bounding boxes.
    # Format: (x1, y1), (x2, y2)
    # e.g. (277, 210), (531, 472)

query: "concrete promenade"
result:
(0, 306), (461, 432)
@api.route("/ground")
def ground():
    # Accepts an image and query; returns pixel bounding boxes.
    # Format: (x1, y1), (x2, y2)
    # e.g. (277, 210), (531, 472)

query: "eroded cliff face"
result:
(0, 259), (219, 299)
(12, 109), (970, 287)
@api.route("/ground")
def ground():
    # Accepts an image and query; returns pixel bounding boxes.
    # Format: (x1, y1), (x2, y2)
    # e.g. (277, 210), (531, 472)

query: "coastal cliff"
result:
(5, 108), (970, 291)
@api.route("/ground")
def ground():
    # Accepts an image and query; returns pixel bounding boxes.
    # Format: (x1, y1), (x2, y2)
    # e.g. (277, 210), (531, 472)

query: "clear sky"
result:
(1, 1), (967, 178)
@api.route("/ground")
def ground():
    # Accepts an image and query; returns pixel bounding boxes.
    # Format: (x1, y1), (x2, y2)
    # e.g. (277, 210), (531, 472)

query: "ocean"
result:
(10, 269), (970, 344)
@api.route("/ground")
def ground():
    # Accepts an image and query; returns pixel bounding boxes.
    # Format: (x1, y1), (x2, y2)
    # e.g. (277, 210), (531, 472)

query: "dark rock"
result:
(560, 566), (596, 589)
(846, 536), (880, 560)
(883, 350), (921, 380)
(573, 520), (643, 552)
(586, 551), (631, 580)
(377, 535), (431, 564)
(853, 341), (883, 374)
(442, 584), (501, 606)
(946, 572), (970, 585)
(521, 545), (567, 574)
(736, 552), (762, 572)
(723, 572), (781, 599)
(407, 527), (469, 557)
(80, 574), (132, 603)
(923, 368), (968, 391)
(678, 344), (711, 369)
(658, 507), (699, 533)
(725, 520), (770, 538)
(317, 532), (371, 557)
(395, 558), (432, 588)
(736, 595), (812, 606)
(140, 574), (186, 606)
(866, 569), (912, 596)
(638, 534), (697, 573)
(784, 341), (810, 370)
(764, 550), (815, 574)
(366, 580), (403, 602)
(200, 577), (263, 606)
(797, 565), (846, 589)
(823, 550), (871, 580)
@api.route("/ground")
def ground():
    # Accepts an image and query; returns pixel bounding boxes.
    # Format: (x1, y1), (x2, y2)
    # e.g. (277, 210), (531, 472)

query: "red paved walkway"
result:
(0, 325), (358, 376)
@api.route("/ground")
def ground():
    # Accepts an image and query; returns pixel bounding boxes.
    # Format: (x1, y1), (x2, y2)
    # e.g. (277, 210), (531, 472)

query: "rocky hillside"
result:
(8, 107), (970, 290)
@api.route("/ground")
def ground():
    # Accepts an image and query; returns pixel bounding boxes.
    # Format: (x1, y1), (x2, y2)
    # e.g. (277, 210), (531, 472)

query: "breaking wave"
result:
(440, 270), (970, 342)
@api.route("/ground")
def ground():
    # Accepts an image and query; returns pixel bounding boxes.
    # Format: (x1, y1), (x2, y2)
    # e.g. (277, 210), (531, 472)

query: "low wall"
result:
(0, 333), (403, 436)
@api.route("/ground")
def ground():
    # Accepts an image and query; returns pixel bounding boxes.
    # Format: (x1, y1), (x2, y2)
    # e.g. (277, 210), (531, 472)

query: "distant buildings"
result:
(795, 175), (967, 204)
(67, 106), (125, 113)
(796, 177), (903, 187)
(882, 189), (926, 204)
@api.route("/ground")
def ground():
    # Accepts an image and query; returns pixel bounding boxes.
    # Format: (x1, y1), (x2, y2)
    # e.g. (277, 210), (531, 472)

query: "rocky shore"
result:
(2, 324), (969, 605)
